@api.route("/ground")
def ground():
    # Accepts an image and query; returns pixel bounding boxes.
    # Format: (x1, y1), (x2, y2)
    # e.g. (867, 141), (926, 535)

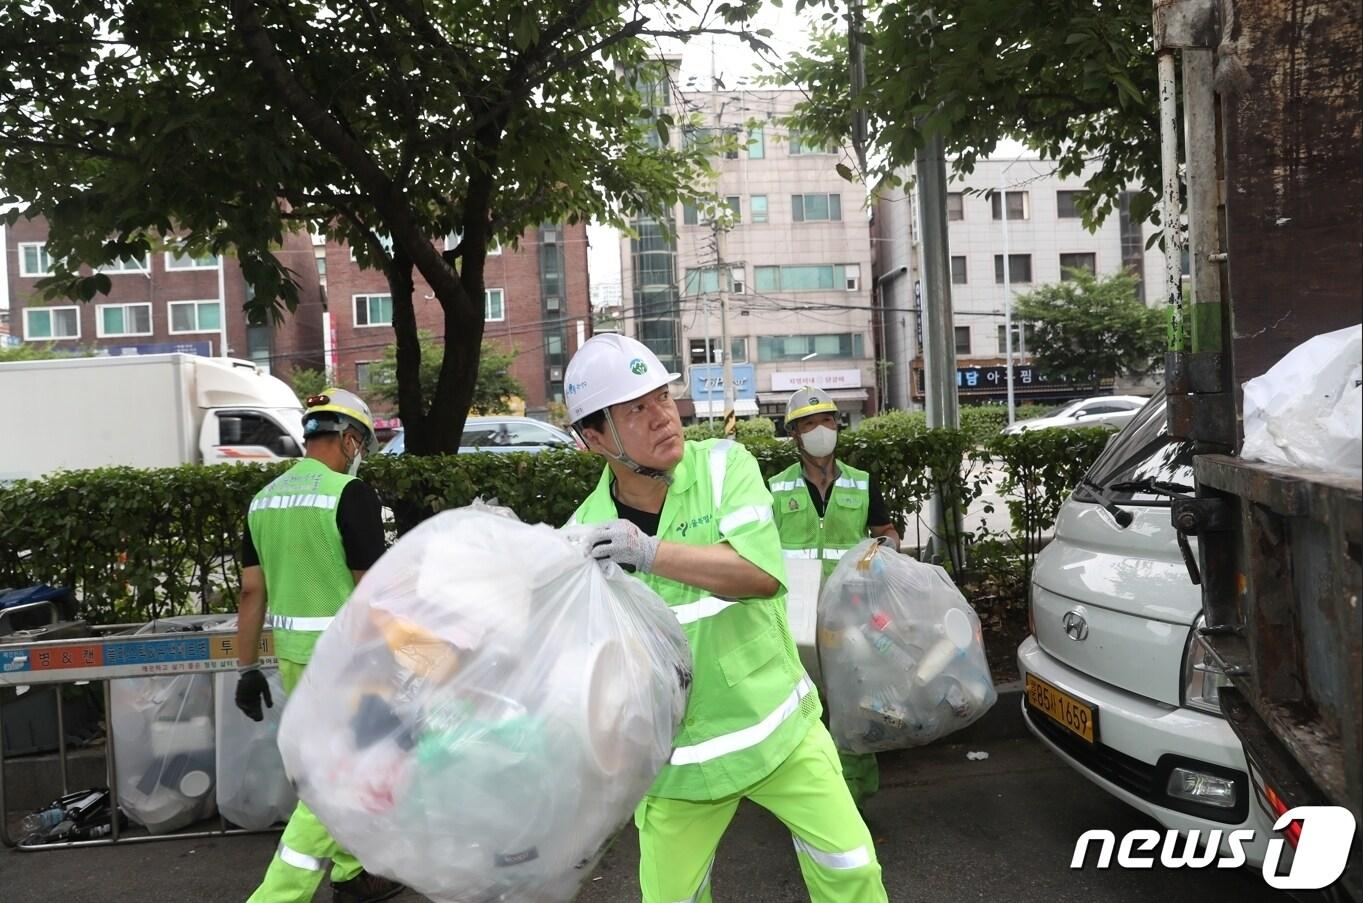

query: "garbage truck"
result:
(1154, 0), (1361, 897)
(0, 353), (305, 481)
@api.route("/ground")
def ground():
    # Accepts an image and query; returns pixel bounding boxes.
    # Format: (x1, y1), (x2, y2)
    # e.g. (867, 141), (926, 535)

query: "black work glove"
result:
(235, 668), (273, 722)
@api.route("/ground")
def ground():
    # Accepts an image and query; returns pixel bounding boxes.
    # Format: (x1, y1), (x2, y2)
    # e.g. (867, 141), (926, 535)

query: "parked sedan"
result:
(1000, 395), (1148, 435)
(380, 417), (582, 454)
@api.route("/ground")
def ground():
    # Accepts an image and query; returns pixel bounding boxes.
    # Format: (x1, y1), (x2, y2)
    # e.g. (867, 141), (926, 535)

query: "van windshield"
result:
(1082, 390), (1195, 504)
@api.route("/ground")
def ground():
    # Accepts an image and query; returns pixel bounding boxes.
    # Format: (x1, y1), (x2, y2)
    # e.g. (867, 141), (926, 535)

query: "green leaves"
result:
(367, 329), (523, 416)
(1014, 269), (1165, 382)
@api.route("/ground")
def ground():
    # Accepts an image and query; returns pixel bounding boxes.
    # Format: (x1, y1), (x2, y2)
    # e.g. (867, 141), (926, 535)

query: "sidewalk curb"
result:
(3, 746), (107, 814)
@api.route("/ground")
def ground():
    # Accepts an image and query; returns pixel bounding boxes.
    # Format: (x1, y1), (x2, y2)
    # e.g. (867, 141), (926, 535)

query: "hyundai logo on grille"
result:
(1063, 609), (1089, 641)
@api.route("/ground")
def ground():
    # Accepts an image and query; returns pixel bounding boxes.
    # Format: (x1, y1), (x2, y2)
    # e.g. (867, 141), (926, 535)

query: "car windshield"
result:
(1082, 390), (1194, 504)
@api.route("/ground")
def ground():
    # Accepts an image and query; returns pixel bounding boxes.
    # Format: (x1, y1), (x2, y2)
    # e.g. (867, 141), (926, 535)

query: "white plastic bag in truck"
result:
(277, 506), (691, 903)
(1241, 324), (1362, 476)
(819, 539), (996, 753)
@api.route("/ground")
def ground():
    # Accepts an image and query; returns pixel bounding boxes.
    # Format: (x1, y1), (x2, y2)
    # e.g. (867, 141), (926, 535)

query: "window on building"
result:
(751, 264), (858, 292)
(993, 254), (1033, 284)
(1118, 191), (1147, 302)
(954, 326), (972, 355)
(789, 131), (834, 155)
(355, 361), (374, 390)
(950, 256), (968, 284)
(684, 267), (724, 296)
(689, 337), (749, 365)
(315, 256), (327, 278)
(247, 323), (272, 372)
(96, 254), (150, 274)
(791, 193), (842, 223)
(747, 125), (765, 159)
(546, 333), (565, 363)
(485, 288), (505, 321)
(751, 195), (768, 223)
(726, 196), (741, 222)
(168, 300), (223, 334)
(18, 243), (54, 277)
(166, 247), (220, 270)
(1056, 190), (1086, 219)
(997, 323), (1036, 352)
(352, 293), (393, 328)
(23, 305), (80, 340)
(96, 302), (153, 337)
(990, 191), (1029, 221)
(757, 333), (865, 361)
(947, 193), (965, 221)
(681, 202), (699, 226)
(1059, 252), (1097, 279)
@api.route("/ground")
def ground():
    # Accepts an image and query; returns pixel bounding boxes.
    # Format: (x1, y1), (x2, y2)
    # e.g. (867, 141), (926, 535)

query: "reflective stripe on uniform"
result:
(673, 857), (716, 903)
(791, 835), (872, 870)
(768, 479), (803, 493)
(670, 675), (814, 766)
(709, 440), (736, 507)
(249, 494), (339, 513)
(783, 548), (819, 559)
(719, 504), (772, 534)
(670, 595), (740, 626)
(833, 477), (869, 491)
(277, 842), (328, 872)
(267, 613), (335, 631)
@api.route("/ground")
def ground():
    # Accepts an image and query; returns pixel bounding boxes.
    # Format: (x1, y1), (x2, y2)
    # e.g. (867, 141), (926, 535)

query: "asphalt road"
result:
(1, 735), (1294, 903)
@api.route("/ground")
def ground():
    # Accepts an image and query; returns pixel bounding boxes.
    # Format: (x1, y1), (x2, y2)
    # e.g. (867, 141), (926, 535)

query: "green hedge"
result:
(0, 424), (1111, 625)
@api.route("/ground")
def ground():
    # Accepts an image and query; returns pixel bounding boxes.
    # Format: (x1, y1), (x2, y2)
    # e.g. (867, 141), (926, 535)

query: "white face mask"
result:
(343, 435), (363, 476)
(799, 424), (838, 458)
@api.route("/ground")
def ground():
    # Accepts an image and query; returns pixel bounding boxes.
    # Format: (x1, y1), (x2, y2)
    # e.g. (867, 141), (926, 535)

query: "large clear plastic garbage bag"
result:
(818, 540), (996, 753)
(278, 506), (691, 903)
(110, 615), (232, 834)
(214, 658), (296, 830)
(1242, 324), (1362, 476)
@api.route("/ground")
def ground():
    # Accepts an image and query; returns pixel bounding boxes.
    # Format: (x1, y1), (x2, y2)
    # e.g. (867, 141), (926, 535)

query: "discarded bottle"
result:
(19, 807), (64, 838)
(862, 613), (918, 673)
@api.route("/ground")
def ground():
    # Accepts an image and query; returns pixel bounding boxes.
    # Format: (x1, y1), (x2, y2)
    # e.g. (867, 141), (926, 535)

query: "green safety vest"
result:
(569, 438), (818, 801)
(246, 457), (358, 664)
(768, 460), (872, 579)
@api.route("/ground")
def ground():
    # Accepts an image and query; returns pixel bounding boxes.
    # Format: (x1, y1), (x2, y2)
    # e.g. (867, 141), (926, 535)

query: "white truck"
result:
(0, 353), (306, 481)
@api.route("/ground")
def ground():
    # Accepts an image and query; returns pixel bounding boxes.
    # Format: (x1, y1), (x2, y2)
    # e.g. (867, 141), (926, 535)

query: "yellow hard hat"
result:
(303, 388), (379, 453)
(784, 385), (838, 426)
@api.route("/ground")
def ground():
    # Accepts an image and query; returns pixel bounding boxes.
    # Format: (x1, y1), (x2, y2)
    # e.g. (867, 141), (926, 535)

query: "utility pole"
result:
(916, 129), (963, 568)
(848, 0), (869, 176)
(717, 226), (736, 436)
(703, 296), (716, 429)
(999, 170), (1016, 425)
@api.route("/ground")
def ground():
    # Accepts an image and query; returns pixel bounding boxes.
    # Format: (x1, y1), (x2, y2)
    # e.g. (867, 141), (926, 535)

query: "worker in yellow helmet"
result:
(769, 385), (901, 804)
(234, 389), (402, 903)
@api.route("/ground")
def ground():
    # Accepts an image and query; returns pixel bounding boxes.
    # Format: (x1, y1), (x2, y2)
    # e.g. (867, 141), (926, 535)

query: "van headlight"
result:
(1182, 615), (1232, 716)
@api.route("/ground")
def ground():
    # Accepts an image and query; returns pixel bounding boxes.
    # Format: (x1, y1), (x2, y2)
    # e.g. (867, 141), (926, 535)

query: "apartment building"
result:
(873, 158), (1165, 407)
(323, 223), (591, 419)
(620, 84), (877, 427)
(2, 216), (324, 377)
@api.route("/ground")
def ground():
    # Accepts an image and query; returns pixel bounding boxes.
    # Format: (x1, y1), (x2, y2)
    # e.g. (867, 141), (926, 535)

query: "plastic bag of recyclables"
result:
(278, 504), (692, 903)
(818, 539), (996, 753)
(110, 615), (232, 834)
(1241, 323), (1362, 477)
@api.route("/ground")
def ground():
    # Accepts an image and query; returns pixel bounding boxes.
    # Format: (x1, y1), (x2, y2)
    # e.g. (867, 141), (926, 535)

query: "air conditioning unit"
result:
(543, 228), (560, 244)
(549, 367), (563, 380)
(545, 295), (561, 311)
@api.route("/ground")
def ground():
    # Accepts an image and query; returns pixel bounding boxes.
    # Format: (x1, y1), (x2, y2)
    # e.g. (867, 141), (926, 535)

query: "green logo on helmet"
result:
(629, 358), (648, 375)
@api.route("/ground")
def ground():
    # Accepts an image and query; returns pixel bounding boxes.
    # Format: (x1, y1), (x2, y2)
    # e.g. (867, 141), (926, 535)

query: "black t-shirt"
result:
(804, 471), (893, 527)
(611, 487), (662, 537)
(241, 480), (387, 571)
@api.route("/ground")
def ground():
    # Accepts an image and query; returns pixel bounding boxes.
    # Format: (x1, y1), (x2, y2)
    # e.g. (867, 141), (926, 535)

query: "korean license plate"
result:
(1026, 673), (1098, 744)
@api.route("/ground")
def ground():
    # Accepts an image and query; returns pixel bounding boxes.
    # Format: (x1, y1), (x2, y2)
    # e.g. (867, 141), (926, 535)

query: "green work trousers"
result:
(838, 750), (880, 807)
(634, 721), (888, 903)
(246, 658), (363, 903)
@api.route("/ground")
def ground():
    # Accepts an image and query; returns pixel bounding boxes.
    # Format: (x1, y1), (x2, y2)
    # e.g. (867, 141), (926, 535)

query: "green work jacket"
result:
(570, 439), (818, 801)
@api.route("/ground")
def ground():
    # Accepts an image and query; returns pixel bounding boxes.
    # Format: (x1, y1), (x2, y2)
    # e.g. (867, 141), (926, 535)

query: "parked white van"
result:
(1017, 392), (1277, 865)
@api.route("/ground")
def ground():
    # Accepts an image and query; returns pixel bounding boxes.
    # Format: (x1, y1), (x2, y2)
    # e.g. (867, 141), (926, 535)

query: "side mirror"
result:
(1072, 410), (1088, 419)
(218, 416), (243, 444)
(272, 436), (302, 458)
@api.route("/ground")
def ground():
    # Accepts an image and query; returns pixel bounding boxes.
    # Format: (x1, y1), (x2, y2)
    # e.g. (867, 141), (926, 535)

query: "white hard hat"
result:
(785, 385), (839, 426)
(565, 334), (680, 424)
(303, 387), (380, 454)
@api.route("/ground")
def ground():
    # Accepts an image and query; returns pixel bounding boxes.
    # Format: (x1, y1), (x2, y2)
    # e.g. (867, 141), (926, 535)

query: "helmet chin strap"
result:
(599, 410), (674, 486)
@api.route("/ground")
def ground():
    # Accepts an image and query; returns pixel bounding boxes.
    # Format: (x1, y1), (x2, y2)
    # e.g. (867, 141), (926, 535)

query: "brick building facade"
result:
(1, 216), (325, 378)
(323, 223), (592, 419)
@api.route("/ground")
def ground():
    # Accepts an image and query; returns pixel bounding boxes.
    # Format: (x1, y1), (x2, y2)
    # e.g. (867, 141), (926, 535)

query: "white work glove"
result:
(586, 518), (660, 574)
